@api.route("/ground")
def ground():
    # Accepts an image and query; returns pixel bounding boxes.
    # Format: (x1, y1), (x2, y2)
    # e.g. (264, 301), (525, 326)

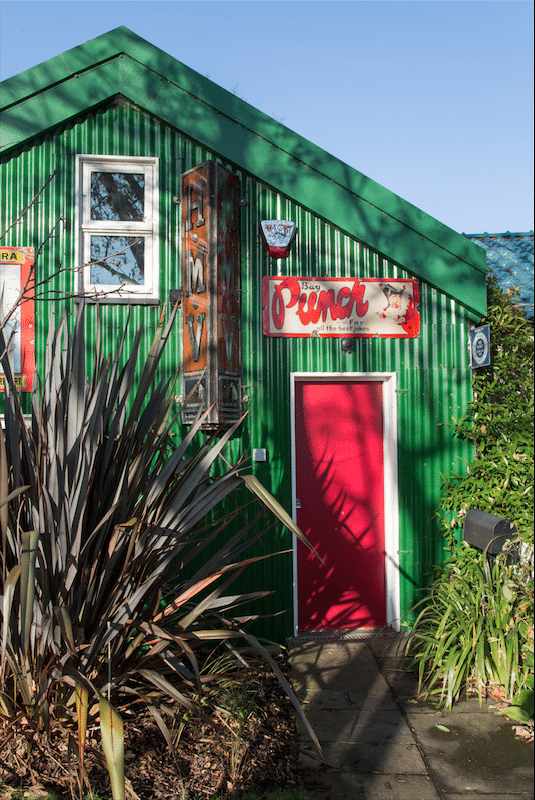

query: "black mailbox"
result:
(463, 509), (518, 555)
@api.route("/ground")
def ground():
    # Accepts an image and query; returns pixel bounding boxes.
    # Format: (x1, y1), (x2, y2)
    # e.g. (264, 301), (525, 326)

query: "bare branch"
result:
(0, 171), (59, 240)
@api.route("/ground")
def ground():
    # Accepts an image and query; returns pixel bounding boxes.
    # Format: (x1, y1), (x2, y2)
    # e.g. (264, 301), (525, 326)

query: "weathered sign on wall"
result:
(0, 247), (35, 391)
(182, 162), (241, 427)
(263, 276), (420, 338)
(470, 324), (491, 369)
(259, 220), (296, 259)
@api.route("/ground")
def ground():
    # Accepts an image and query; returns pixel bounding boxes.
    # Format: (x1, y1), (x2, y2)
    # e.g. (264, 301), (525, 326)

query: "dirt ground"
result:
(0, 655), (303, 800)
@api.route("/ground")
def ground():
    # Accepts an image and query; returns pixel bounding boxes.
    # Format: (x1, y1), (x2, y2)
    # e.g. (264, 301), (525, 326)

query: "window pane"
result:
(90, 172), (145, 221)
(90, 236), (145, 285)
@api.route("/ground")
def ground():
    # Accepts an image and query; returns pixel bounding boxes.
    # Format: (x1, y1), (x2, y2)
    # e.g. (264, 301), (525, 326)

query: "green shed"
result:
(0, 27), (487, 642)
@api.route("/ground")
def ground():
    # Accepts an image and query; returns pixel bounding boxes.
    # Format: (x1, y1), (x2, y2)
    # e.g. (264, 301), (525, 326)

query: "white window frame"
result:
(75, 155), (159, 302)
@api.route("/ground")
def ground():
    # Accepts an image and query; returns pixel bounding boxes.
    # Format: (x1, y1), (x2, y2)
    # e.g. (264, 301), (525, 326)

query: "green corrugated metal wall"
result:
(0, 101), (474, 641)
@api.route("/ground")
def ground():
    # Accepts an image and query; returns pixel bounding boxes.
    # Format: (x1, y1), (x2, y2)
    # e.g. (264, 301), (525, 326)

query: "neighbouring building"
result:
(0, 28), (489, 642)
(463, 231), (534, 322)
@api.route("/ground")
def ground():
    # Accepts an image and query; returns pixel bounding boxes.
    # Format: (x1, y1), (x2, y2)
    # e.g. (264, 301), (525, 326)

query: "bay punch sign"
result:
(182, 162), (242, 427)
(263, 276), (420, 338)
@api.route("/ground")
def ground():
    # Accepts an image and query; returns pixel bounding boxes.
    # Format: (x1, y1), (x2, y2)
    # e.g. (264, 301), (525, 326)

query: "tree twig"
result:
(0, 171), (58, 240)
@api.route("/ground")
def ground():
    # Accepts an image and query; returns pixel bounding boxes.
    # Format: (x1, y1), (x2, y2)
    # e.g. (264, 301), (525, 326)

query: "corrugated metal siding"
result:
(239, 185), (474, 632)
(1, 101), (475, 640)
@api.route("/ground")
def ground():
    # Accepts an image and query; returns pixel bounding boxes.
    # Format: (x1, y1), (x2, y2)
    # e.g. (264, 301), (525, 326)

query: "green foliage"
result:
(439, 278), (533, 541)
(405, 543), (533, 709)
(0, 304), (320, 799)
(406, 279), (534, 711)
(194, 652), (279, 786)
(499, 641), (534, 726)
(0, 790), (62, 800)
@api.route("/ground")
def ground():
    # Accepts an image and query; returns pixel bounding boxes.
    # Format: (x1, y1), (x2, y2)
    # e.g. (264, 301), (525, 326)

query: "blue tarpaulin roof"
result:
(463, 232), (534, 319)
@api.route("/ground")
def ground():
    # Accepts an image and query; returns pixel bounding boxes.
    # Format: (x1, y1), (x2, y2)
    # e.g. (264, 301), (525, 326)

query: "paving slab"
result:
(297, 707), (412, 744)
(292, 665), (391, 694)
(399, 695), (496, 714)
(379, 666), (421, 698)
(345, 740), (429, 774)
(444, 795), (534, 800)
(408, 711), (534, 795)
(289, 643), (380, 673)
(298, 690), (354, 709)
(396, 696), (449, 715)
(288, 637), (534, 800)
(299, 689), (399, 712)
(301, 739), (428, 774)
(366, 635), (408, 658)
(302, 771), (441, 800)
(347, 691), (399, 712)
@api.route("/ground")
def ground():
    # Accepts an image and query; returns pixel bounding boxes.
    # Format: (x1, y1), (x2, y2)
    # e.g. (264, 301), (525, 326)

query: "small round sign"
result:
(471, 326), (490, 367)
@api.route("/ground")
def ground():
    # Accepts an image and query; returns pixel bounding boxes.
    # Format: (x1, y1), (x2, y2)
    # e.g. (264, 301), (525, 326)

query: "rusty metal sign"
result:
(263, 276), (420, 338)
(182, 162), (241, 427)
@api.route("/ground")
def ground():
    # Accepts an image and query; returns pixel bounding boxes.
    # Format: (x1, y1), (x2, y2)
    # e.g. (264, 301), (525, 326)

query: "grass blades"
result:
(405, 543), (533, 709)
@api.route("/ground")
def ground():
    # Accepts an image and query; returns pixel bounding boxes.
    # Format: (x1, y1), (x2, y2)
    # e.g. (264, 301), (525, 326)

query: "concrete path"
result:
(288, 635), (534, 800)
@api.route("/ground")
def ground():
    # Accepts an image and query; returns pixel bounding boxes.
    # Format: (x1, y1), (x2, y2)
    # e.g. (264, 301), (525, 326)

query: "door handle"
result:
(295, 498), (301, 509)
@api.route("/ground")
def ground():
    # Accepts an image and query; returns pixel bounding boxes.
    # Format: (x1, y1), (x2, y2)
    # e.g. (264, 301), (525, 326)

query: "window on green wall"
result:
(76, 155), (159, 302)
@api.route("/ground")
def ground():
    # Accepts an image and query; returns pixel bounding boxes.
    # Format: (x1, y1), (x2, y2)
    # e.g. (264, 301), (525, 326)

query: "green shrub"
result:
(406, 278), (534, 710)
(439, 277), (533, 542)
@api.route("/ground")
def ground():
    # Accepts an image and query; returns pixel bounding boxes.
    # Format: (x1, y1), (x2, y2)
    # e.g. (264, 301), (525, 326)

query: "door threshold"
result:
(287, 626), (401, 645)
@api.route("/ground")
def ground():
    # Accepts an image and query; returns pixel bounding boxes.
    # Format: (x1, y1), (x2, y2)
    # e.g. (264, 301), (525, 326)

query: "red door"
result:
(295, 380), (386, 631)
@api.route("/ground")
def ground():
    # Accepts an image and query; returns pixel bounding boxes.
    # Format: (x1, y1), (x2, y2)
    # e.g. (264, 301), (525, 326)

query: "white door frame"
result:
(290, 372), (401, 635)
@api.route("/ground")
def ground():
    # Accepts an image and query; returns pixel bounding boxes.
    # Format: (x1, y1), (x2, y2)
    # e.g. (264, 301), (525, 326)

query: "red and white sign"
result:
(0, 247), (35, 391)
(263, 276), (419, 338)
(259, 220), (296, 258)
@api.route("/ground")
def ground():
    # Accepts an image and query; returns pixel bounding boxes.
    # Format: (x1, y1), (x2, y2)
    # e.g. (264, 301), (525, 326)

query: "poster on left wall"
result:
(0, 247), (35, 391)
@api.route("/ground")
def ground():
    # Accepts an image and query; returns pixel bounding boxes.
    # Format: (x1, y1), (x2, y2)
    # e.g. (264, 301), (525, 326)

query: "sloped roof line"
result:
(0, 26), (487, 319)
(0, 55), (119, 113)
(1, 31), (428, 237)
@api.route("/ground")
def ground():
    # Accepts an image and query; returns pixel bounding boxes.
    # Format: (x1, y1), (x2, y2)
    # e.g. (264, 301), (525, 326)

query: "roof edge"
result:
(0, 27), (488, 317)
(463, 231), (534, 238)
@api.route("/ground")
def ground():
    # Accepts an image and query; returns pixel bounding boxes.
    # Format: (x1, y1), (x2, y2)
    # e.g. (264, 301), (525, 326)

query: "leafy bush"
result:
(438, 277), (533, 542)
(0, 303), (319, 799)
(406, 278), (534, 710)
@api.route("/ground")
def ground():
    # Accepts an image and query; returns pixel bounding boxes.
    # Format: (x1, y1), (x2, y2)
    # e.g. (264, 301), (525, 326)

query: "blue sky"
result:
(1, 1), (533, 235)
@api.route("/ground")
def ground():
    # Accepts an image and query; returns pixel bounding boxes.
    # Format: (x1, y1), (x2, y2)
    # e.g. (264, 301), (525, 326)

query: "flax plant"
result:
(405, 541), (533, 709)
(0, 303), (320, 799)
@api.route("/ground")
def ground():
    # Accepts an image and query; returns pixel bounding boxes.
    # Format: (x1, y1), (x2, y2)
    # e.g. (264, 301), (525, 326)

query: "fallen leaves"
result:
(0, 656), (302, 799)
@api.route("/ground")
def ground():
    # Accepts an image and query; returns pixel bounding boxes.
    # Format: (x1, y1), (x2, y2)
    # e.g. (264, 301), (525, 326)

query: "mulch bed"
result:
(0, 654), (303, 799)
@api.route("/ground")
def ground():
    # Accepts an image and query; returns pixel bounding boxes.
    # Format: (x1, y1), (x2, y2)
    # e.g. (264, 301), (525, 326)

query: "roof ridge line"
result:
(0, 52), (125, 114)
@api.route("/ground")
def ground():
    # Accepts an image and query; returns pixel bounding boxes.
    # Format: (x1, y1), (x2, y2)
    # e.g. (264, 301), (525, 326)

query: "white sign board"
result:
(470, 324), (491, 369)
(263, 276), (420, 338)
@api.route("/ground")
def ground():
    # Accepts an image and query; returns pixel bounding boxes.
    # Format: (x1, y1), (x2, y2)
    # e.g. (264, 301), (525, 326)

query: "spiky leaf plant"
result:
(405, 542), (533, 709)
(0, 303), (320, 798)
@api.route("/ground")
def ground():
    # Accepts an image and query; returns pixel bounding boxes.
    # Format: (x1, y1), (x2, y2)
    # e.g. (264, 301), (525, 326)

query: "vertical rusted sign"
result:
(0, 247), (35, 392)
(182, 162), (241, 428)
